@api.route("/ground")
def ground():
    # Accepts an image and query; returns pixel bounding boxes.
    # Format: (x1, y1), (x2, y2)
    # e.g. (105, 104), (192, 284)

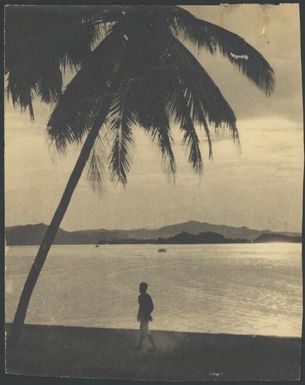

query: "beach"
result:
(6, 324), (301, 380)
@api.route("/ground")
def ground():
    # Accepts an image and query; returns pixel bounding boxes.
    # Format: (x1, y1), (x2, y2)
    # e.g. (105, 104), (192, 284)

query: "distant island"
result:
(98, 231), (302, 245)
(5, 221), (302, 246)
(98, 231), (249, 244)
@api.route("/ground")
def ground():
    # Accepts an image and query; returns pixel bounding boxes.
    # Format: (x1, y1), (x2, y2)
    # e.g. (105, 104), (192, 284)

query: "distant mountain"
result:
(5, 221), (301, 246)
(165, 231), (250, 244)
(254, 233), (302, 243)
(158, 231), (248, 244)
(153, 221), (264, 240)
(5, 223), (69, 245)
(165, 231), (228, 244)
(98, 231), (248, 244)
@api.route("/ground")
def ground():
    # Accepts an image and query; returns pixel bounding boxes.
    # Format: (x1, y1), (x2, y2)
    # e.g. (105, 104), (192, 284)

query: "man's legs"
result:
(136, 320), (147, 349)
(147, 333), (156, 351)
(136, 335), (145, 349)
(137, 320), (156, 350)
(140, 321), (156, 351)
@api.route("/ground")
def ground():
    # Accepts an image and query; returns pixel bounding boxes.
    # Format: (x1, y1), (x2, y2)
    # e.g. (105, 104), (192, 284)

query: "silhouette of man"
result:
(136, 282), (156, 351)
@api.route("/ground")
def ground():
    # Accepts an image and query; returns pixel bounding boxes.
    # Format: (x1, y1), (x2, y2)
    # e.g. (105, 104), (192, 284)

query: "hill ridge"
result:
(5, 221), (301, 246)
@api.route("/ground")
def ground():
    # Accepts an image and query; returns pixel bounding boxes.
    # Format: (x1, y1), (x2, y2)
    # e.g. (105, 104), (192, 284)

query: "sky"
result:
(5, 4), (304, 232)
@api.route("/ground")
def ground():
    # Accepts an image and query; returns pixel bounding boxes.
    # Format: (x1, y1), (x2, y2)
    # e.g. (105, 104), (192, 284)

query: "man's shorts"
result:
(140, 320), (151, 337)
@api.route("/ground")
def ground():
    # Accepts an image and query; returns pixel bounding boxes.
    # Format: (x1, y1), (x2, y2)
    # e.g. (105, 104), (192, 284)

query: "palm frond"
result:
(112, 20), (177, 176)
(129, 77), (176, 175)
(168, 84), (203, 172)
(166, 32), (238, 139)
(179, 109), (204, 174)
(5, 6), (106, 117)
(150, 110), (176, 176)
(107, 87), (136, 185)
(172, 7), (275, 95)
(79, 5), (129, 24)
(86, 134), (106, 192)
(200, 114), (214, 159)
(47, 22), (128, 151)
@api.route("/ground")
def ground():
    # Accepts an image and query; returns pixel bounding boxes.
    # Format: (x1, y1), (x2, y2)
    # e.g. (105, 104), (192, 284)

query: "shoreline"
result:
(6, 323), (301, 380)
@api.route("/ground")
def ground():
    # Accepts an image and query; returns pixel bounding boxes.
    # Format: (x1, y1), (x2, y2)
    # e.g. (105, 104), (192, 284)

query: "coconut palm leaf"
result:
(131, 78), (176, 175)
(166, 32), (238, 139)
(5, 6), (125, 118)
(74, 5), (129, 24)
(113, 16), (232, 174)
(47, 22), (128, 151)
(86, 134), (106, 192)
(168, 85), (204, 172)
(171, 7), (275, 95)
(107, 87), (136, 185)
(107, 19), (178, 175)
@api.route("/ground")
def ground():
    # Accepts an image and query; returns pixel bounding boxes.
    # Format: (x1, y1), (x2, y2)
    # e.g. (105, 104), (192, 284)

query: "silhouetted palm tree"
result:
(5, 5), (274, 346)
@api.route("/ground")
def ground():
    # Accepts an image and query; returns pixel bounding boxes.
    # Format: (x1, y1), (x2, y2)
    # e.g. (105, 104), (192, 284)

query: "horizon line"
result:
(5, 220), (302, 235)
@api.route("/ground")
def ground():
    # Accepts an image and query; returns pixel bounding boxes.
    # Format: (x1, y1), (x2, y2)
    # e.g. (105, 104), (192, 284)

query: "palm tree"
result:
(5, 5), (274, 347)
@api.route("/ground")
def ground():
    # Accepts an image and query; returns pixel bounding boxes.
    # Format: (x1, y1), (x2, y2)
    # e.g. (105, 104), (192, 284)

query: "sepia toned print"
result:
(4, 4), (303, 380)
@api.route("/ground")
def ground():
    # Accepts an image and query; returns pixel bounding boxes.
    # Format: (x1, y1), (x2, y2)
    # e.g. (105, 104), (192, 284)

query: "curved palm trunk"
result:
(7, 107), (109, 348)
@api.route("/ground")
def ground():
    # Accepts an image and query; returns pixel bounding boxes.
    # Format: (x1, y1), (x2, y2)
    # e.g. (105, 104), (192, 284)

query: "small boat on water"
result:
(158, 248), (167, 253)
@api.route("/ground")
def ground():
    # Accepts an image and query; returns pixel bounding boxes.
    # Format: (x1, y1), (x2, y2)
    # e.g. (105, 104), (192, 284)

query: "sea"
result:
(5, 243), (303, 337)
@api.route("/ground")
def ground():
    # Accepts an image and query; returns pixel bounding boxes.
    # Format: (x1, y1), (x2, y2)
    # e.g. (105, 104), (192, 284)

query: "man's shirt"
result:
(138, 293), (154, 321)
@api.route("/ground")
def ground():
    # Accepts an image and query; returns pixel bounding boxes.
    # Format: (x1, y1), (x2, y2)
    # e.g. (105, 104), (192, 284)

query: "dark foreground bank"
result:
(5, 324), (301, 381)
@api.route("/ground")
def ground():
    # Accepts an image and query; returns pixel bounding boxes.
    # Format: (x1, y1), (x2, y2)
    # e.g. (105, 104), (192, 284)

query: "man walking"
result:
(136, 282), (156, 351)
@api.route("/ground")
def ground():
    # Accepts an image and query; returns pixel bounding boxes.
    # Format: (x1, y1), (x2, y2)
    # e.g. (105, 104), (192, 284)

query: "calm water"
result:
(5, 243), (303, 337)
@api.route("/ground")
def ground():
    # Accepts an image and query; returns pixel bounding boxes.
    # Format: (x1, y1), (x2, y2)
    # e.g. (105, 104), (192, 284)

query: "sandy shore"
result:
(5, 324), (301, 380)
